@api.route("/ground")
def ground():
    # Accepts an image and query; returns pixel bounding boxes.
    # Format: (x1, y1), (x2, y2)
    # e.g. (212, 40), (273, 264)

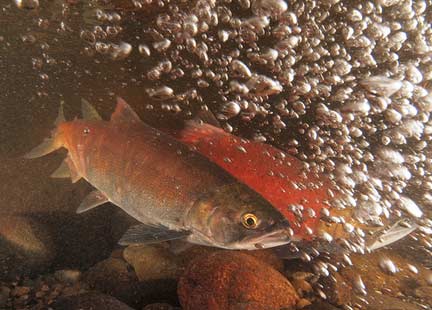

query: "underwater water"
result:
(1, 0), (432, 309)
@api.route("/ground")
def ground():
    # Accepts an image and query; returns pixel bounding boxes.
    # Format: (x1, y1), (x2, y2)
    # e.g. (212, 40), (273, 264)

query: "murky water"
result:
(1, 0), (432, 309)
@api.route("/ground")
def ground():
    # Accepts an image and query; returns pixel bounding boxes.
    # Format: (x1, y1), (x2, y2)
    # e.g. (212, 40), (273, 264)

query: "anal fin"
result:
(76, 190), (109, 214)
(118, 224), (190, 246)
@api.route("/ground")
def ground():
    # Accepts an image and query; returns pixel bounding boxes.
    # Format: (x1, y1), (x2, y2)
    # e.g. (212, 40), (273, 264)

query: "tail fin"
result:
(23, 103), (65, 159)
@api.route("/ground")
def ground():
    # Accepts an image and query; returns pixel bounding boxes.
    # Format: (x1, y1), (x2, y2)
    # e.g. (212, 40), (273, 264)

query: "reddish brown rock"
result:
(176, 246), (284, 274)
(246, 249), (284, 273)
(178, 251), (299, 310)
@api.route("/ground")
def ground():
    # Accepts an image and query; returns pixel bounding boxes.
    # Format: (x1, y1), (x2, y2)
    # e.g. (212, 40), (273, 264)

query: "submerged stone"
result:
(178, 251), (299, 310)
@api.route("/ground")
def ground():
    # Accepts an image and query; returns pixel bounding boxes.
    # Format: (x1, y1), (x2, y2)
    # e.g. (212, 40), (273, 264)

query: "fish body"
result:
(175, 116), (331, 240)
(60, 120), (224, 227)
(174, 113), (418, 252)
(25, 99), (292, 250)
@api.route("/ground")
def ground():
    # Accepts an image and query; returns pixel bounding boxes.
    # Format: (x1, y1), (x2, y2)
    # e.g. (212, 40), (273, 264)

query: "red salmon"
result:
(25, 98), (293, 250)
(174, 112), (333, 241)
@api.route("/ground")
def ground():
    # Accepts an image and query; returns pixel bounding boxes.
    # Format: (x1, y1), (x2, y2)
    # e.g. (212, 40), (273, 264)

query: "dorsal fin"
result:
(177, 110), (224, 145)
(193, 109), (221, 128)
(111, 97), (142, 124)
(81, 99), (102, 120)
(55, 101), (66, 126)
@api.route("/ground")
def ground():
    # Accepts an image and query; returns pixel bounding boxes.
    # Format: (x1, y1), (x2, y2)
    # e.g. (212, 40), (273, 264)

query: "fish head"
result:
(187, 183), (292, 250)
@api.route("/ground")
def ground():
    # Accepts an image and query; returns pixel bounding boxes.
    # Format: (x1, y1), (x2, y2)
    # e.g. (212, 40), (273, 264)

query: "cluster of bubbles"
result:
(83, 0), (432, 245)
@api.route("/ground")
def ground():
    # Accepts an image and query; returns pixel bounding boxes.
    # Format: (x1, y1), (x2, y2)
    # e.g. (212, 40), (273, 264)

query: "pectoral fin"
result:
(50, 157), (82, 183)
(367, 220), (418, 251)
(76, 190), (109, 214)
(50, 159), (70, 178)
(118, 224), (190, 246)
(24, 104), (65, 159)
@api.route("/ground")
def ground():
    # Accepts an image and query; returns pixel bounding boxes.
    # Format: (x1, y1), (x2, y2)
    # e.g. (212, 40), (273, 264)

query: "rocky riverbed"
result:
(1, 240), (431, 310)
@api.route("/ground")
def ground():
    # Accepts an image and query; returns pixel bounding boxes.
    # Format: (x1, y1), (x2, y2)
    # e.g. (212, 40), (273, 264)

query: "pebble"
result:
(297, 298), (312, 309)
(414, 286), (432, 305)
(51, 292), (134, 310)
(320, 272), (352, 305)
(54, 270), (81, 284)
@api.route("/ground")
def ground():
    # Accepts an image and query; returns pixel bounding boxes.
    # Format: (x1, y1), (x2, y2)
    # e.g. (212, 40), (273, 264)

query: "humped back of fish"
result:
(60, 119), (228, 228)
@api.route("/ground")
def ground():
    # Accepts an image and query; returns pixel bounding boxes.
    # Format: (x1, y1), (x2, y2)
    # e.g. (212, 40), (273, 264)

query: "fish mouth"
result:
(245, 228), (292, 249)
(230, 227), (292, 250)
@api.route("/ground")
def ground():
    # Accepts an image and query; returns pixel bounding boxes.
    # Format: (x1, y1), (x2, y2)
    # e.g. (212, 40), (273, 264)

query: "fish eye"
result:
(241, 213), (258, 229)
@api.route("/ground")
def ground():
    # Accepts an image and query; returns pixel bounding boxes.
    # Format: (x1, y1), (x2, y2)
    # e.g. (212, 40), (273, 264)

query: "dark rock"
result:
(0, 286), (11, 308)
(320, 272), (352, 305)
(84, 256), (177, 308)
(178, 251), (299, 310)
(290, 272), (315, 297)
(304, 300), (341, 310)
(84, 257), (141, 307)
(142, 303), (180, 310)
(123, 245), (179, 281)
(51, 292), (135, 310)
(0, 215), (56, 280)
